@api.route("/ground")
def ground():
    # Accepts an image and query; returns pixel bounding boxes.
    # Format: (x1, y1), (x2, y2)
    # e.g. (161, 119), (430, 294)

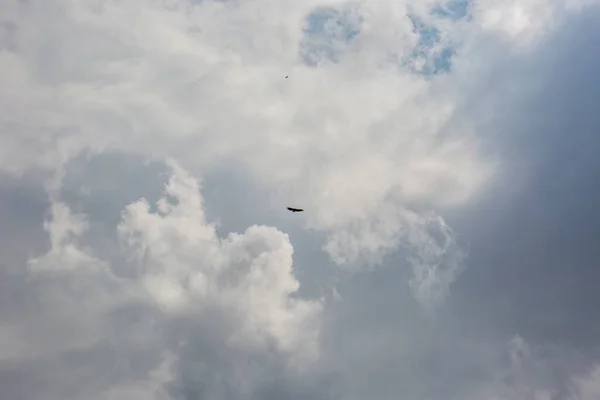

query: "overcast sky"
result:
(1, 0), (600, 399)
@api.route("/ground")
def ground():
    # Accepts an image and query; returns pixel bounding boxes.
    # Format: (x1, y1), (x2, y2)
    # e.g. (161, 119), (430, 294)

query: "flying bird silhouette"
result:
(287, 207), (303, 213)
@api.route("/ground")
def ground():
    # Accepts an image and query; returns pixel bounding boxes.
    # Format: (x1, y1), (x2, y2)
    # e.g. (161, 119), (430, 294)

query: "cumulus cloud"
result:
(0, 0), (486, 288)
(2, 0), (600, 398)
(1, 161), (322, 399)
(117, 161), (321, 358)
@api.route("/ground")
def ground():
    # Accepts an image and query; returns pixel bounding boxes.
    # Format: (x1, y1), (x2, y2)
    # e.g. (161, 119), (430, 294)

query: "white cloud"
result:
(471, 0), (559, 44)
(29, 201), (92, 272)
(0, 0), (490, 293)
(117, 161), (321, 360)
(2, 0), (600, 398)
(407, 212), (467, 309)
(1, 161), (321, 399)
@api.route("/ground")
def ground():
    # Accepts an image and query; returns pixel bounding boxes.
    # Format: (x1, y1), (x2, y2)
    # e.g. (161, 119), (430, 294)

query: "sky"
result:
(1, 0), (600, 399)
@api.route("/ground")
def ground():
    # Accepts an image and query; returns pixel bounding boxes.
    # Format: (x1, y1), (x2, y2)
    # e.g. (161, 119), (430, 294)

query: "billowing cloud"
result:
(0, 0), (487, 290)
(117, 161), (322, 358)
(2, 0), (600, 399)
(3, 161), (322, 399)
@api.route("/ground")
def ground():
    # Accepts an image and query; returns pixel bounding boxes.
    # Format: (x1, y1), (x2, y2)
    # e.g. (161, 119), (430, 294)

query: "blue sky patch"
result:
(431, 0), (469, 20)
(299, 3), (463, 74)
(300, 7), (362, 66)
(408, 15), (456, 75)
(403, 0), (469, 75)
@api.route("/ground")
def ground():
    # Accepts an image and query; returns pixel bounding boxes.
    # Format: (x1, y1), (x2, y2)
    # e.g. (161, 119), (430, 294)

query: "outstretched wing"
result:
(287, 207), (304, 212)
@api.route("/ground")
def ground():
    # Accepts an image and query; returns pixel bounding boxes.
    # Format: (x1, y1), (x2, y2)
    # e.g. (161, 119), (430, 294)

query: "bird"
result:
(285, 76), (288, 78)
(287, 207), (303, 213)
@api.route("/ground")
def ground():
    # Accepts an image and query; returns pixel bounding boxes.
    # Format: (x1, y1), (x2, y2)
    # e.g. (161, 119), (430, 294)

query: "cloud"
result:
(0, 161), (322, 399)
(0, 0), (487, 291)
(460, 336), (600, 400)
(3, 0), (600, 399)
(445, 0), (600, 349)
(117, 161), (321, 357)
(574, 365), (600, 400)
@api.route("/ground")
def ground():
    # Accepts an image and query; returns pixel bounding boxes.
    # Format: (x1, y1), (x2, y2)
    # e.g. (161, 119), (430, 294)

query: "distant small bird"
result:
(287, 207), (303, 213)
(285, 76), (288, 78)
